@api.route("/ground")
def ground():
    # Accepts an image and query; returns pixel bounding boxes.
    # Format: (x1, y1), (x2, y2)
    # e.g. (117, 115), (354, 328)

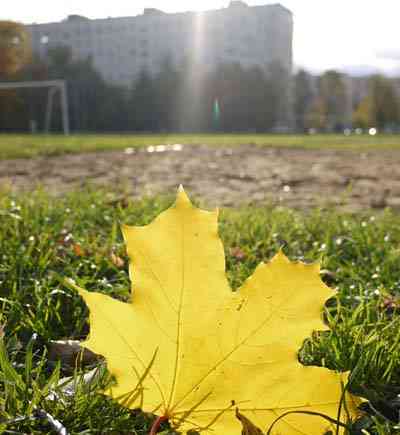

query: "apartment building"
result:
(26, 1), (293, 86)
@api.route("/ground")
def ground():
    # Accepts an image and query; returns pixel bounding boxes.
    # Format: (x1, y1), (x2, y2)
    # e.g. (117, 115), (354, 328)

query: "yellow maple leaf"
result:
(77, 187), (355, 434)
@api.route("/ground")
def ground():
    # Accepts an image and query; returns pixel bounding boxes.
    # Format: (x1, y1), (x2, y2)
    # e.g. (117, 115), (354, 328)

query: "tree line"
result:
(294, 69), (400, 132)
(1, 44), (293, 133)
(0, 21), (399, 133)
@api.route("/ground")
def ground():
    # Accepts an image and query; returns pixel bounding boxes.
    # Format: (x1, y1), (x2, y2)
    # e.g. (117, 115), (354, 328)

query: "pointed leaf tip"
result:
(272, 250), (321, 272)
(271, 249), (290, 263)
(175, 185), (192, 208)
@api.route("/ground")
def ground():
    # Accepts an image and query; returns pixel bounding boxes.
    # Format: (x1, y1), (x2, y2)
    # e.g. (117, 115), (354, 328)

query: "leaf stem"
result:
(149, 415), (168, 435)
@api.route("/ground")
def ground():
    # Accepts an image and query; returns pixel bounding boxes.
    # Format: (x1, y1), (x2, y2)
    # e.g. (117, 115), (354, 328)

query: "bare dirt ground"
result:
(0, 144), (399, 210)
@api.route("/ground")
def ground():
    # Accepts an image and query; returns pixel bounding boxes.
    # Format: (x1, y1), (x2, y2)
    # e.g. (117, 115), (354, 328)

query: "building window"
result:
(40, 35), (49, 44)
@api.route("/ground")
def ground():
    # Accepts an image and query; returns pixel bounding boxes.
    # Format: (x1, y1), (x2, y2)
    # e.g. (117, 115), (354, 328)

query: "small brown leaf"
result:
(48, 340), (101, 369)
(111, 252), (125, 268)
(230, 247), (246, 261)
(73, 243), (85, 257)
(381, 295), (399, 314)
(320, 269), (337, 279)
(107, 196), (130, 209)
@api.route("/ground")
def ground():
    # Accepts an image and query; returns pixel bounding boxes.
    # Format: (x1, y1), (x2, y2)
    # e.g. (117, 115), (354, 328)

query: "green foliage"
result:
(1, 39), (399, 134)
(130, 69), (160, 132)
(304, 70), (349, 132)
(353, 75), (399, 131)
(1, 45), (130, 133)
(1, 188), (400, 432)
(353, 96), (373, 129)
(0, 336), (159, 434)
(1, 51), (292, 133)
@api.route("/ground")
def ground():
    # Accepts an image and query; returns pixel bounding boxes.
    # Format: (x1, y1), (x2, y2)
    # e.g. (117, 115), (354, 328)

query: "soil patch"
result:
(0, 144), (398, 210)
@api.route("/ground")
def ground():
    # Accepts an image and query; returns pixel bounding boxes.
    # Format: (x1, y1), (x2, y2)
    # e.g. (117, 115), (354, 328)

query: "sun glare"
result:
(193, 11), (206, 66)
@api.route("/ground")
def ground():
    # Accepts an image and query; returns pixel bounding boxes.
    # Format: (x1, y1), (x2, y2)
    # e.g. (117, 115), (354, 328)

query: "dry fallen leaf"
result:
(72, 243), (85, 257)
(230, 247), (246, 261)
(77, 187), (356, 434)
(47, 340), (100, 369)
(110, 252), (125, 268)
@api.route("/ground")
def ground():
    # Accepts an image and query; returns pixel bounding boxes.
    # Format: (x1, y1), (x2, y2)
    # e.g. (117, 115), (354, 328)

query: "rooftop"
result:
(27, 2), (291, 26)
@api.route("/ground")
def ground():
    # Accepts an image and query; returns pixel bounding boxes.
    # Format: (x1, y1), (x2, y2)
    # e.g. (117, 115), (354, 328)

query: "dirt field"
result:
(0, 144), (399, 210)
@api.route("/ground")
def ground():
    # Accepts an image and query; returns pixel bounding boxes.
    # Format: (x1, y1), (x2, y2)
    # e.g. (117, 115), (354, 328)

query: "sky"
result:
(2, 0), (400, 75)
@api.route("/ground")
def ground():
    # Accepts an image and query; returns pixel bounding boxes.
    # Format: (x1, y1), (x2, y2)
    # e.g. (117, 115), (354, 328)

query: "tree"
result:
(294, 69), (314, 132)
(129, 69), (159, 131)
(210, 62), (247, 131)
(241, 66), (271, 131)
(154, 57), (181, 131)
(368, 75), (399, 129)
(0, 44), (131, 133)
(353, 96), (373, 129)
(265, 61), (292, 130)
(318, 70), (348, 131)
(0, 21), (31, 77)
(305, 96), (328, 131)
(45, 46), (130, 132)
(205, 62), (274, 132)
(0, 89), (28, 131)
(0, 21), (31, 131)
(353, 75), (399, 130)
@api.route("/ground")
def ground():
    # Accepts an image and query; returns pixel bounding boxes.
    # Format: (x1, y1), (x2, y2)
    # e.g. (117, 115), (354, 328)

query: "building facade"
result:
(26, 1), (293, 86)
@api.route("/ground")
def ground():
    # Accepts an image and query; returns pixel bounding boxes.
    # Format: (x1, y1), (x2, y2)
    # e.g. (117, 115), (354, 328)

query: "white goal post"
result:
(0, 80), (70, 135)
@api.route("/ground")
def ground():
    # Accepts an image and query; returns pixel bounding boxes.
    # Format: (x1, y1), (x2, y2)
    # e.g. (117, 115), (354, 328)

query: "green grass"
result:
(1, 133), (400, 159)
(1, 187), (400, 433)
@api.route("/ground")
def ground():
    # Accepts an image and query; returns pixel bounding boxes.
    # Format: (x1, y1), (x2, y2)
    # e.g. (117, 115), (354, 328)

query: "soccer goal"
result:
(0, 79), (70, 135)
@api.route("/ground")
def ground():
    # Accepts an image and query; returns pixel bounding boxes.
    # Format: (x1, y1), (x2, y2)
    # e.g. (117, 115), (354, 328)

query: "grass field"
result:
(1, 187), (400, 433)
(1, 133), (400, 159)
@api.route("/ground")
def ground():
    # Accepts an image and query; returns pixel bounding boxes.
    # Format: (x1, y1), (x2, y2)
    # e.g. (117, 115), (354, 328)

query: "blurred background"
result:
(1, 0), (399, 134)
